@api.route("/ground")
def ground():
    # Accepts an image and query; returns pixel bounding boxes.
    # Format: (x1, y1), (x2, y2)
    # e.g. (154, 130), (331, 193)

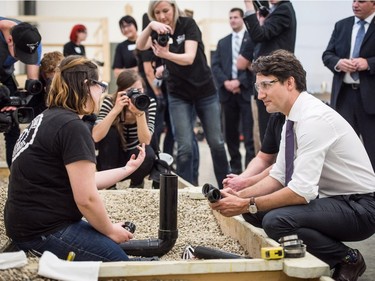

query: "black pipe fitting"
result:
(120, 174), (178, 257)
(122, 221), (136, 233)
(202, 183), (221, 203)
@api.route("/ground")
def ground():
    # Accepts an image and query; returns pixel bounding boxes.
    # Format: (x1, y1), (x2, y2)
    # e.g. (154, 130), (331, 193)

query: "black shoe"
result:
(332, 249), (366, 281)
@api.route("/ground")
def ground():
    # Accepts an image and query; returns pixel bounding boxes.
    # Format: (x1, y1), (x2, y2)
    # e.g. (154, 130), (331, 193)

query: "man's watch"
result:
(248, 197), (258, 214)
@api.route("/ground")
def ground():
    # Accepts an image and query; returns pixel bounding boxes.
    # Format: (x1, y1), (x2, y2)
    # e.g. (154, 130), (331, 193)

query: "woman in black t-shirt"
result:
(63, 24), (87, 57)
(112, 15), (139, 78)
(4, 56), (145, 261)
(137, 0), (230, 188)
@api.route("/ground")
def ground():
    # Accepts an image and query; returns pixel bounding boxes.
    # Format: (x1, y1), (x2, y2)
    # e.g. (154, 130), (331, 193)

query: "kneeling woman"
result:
(4, 56), (146, 261)
(93, 69), (157, 188)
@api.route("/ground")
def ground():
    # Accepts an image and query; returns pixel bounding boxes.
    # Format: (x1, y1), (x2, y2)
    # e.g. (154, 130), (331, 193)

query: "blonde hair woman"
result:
(137, 0), (229, 188)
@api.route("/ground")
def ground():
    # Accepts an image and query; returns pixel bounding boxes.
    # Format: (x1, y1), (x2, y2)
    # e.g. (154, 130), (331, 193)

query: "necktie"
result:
(351, 20), (366, 81)
(232, 34), (240, 79)
(285, 120), (294, 186)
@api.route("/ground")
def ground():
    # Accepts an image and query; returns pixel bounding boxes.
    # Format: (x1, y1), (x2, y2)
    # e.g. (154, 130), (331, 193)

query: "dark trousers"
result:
(96, 127), (155, 185)
(2, 75), (20, 168)
(336, 84), (375, 172)
(242, 194), (375, 268)
(222, 94), (255, 174)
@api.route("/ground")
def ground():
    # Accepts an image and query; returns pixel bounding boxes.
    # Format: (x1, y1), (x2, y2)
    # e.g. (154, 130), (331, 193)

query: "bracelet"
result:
(135, 112), (145, 117)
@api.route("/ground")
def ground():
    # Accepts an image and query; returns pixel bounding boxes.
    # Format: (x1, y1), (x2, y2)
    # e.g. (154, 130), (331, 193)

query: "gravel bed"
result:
(0, 176), (247, 280)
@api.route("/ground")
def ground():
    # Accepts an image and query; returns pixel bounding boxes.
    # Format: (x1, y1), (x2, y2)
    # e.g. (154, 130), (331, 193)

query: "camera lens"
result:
(158, 34), (169, 47)
(25, 79), (43, 95)
(132, 94), (151, 111)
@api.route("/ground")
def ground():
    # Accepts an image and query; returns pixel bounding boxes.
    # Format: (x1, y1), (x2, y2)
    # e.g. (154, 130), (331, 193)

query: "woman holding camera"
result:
(4, 56), (146, 261)
(137, 0), (230, 188)
(93, 69), (157, 189)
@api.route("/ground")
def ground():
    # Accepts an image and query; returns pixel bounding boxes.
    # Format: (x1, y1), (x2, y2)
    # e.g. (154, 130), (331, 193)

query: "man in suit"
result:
(242, 0), (297, 142)
(322, 0), (375, 171)
(212, 7), (255, 175)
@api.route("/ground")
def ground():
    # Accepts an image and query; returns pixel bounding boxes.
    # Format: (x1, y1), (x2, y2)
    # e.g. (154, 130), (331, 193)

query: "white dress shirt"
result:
(270, 92), (375, 202)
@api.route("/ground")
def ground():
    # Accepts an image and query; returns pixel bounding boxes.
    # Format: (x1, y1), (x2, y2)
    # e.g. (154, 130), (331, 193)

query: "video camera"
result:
(0, 79), (43, 133)
(123, 88), (151, 111)
(151, 31), (170, 47)
(253, 0), (270, 17)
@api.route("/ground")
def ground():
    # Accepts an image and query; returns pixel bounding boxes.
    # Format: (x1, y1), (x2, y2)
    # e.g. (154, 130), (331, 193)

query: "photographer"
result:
(92, 69), (157, 189)
(137, 0), (230, 188)
(0, 18), (42, 167)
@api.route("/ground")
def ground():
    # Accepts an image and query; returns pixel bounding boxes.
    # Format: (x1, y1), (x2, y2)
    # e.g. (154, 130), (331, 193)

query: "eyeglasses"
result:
(89, 79), (108, 93)
(254, 79), (279, 92)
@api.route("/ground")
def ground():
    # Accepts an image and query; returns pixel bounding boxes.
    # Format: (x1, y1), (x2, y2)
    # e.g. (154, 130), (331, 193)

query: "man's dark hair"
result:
(230, 7), (244, 17)
(252, 50), (307, 92)
(119, 15), (138, 31)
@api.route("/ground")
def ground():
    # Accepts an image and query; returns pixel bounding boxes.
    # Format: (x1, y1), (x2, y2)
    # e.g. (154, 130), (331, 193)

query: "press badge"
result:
(128, 44), (136, 51)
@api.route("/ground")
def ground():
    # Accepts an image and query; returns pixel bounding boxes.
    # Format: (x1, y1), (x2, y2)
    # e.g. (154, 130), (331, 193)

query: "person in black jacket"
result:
(242, 0), (296, 142)
(322, 0), (375, 171)
(211, 7), (255, 175)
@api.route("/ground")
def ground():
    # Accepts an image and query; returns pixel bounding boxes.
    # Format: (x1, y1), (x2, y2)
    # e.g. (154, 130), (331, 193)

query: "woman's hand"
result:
(151, 42), (169, 59)
(149, 21), (172, 35)
(113, 91), (128, 114)
(108, 222), (134, 243)
(124, 143), (146, 173)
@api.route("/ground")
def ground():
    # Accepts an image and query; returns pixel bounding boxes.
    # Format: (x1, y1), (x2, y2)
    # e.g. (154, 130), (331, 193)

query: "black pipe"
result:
(23, 1), (37, 15)
(193, 246), (249, 259)
(120, 174), (178, 257)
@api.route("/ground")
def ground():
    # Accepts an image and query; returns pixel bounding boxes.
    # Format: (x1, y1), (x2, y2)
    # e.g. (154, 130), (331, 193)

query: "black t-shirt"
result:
(63, 41), (86, 57)
(4, 108), (96, 241)
(112, 40), (138, 69)
(164, 16), (216, 101)
(261, 112), (285, 154)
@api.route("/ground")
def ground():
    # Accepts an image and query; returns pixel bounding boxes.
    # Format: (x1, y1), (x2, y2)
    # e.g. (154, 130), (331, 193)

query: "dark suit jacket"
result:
(211, 32), (253, 103)
(243, 0), (296, 59)
(322, 16), (375, 114)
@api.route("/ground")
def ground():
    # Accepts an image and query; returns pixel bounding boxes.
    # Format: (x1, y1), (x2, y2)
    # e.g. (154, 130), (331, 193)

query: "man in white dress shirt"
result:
(210, 50), (375, 281)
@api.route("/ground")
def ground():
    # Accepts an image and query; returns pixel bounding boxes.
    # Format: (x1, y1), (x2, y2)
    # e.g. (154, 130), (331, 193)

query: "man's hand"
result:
(209, 189), (249, 217)
(351, 57), (369, 72)
(336, 58), (358, 73)
(223, 174), (247, 191)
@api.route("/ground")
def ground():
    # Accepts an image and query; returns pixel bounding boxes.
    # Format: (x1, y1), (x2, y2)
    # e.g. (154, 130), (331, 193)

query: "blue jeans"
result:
(14, 220), (130, 261)
(168, 94), (229, 188)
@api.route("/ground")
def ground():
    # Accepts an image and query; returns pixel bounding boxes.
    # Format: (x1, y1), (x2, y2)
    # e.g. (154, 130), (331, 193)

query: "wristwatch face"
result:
(249, 203), (257, 214)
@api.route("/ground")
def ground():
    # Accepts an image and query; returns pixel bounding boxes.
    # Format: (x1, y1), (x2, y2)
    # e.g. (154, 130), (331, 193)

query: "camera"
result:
(123, 88), (151, 111)
(253, 0), (270, 17)
(202, 183), (221, 203)
(151, 31), (170, 47)
(0, 79), (43, 133)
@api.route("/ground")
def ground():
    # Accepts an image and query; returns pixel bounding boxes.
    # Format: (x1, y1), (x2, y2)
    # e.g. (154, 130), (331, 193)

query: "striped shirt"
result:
(96, 95), (157, 151)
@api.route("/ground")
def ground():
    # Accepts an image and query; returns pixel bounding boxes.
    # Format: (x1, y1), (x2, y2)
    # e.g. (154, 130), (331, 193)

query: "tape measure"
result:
(261, 247), (284, 260)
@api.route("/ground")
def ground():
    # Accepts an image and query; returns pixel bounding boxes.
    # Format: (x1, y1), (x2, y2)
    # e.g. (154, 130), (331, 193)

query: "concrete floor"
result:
(196, 139), (375, 281)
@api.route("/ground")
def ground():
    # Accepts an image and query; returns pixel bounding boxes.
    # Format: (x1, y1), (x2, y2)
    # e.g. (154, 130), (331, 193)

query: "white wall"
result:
(2, 0), (355, 93)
